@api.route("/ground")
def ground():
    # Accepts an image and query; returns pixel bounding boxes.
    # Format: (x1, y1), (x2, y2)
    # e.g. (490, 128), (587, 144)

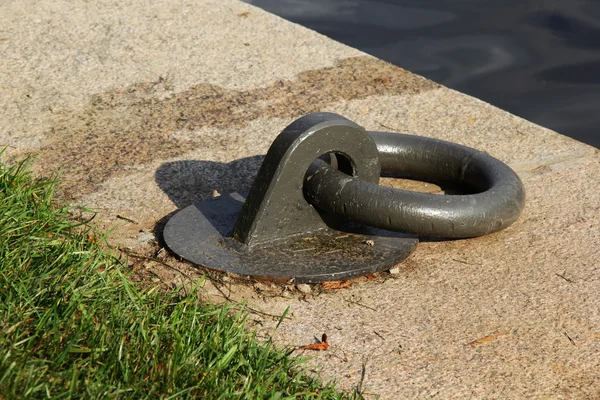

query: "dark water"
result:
(245, 0), (600, 148)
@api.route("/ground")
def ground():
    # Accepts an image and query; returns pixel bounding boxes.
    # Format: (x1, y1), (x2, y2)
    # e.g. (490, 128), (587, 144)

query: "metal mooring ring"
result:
(163, 112), (525, 283)
(304, 131), (525, 238)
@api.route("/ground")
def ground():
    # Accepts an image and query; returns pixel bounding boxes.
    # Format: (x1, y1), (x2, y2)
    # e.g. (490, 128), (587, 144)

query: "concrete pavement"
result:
(1, 0), (598, 398)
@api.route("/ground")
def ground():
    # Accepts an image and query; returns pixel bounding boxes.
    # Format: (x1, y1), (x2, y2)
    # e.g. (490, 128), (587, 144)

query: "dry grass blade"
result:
(468, 332), (508, 346)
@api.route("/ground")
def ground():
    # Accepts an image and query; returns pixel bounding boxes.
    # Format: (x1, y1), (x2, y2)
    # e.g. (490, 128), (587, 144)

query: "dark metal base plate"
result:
(163, 193), (418, 283)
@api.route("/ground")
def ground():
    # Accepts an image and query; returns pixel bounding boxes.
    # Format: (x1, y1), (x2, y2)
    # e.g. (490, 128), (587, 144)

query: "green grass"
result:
(0, 157), (352, 399)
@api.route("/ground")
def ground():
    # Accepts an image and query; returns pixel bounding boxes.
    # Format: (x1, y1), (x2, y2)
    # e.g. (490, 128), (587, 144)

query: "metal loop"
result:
(304, 131), (525, 238)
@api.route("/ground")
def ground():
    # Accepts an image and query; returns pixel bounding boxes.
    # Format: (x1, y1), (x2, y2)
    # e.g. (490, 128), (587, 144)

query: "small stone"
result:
(364, 239), (375, 246)
(254, 282), (269, 292)
(388, 266), (401, 274)
(136, 230), (155, 244)
(212, 189), (221, 197)
(296, 283), (312, 294)
(155, 247), (166, 259)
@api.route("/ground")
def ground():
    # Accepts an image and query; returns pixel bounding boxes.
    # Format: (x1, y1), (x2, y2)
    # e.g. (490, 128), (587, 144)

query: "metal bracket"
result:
(163, 113), (418, 283)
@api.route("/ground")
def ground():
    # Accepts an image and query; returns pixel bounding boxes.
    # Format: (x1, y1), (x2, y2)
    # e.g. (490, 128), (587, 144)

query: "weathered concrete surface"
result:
(1, 0), (598, 398)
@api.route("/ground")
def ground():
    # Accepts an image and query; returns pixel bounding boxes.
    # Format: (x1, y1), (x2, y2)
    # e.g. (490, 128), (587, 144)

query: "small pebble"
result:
(389, 266), (400, 274)
(296, 283), (312, 294)
(254, 282), (269, 292)
(364, 239), (375, 246)
(136, 230), (155, 244)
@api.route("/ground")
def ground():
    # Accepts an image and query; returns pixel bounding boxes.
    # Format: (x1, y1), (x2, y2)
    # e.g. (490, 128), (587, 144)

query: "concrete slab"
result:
(1, 0), (598, 398)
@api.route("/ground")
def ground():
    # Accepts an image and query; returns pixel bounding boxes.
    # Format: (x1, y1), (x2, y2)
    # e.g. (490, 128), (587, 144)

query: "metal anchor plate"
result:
(163, 113), (418, 283)
(164, 192), (417, 283)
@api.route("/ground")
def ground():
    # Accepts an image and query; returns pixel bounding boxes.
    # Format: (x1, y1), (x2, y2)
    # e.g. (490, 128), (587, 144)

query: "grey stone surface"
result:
(296, 284), (312, 294)
(1, 0), (598, 398)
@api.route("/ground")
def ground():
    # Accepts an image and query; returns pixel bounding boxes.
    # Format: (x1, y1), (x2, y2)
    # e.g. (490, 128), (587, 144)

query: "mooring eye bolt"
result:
(163, 112), (524, 283)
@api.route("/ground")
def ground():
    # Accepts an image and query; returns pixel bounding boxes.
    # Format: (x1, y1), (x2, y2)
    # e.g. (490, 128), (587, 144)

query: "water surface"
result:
(246, 0), (600, 148)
